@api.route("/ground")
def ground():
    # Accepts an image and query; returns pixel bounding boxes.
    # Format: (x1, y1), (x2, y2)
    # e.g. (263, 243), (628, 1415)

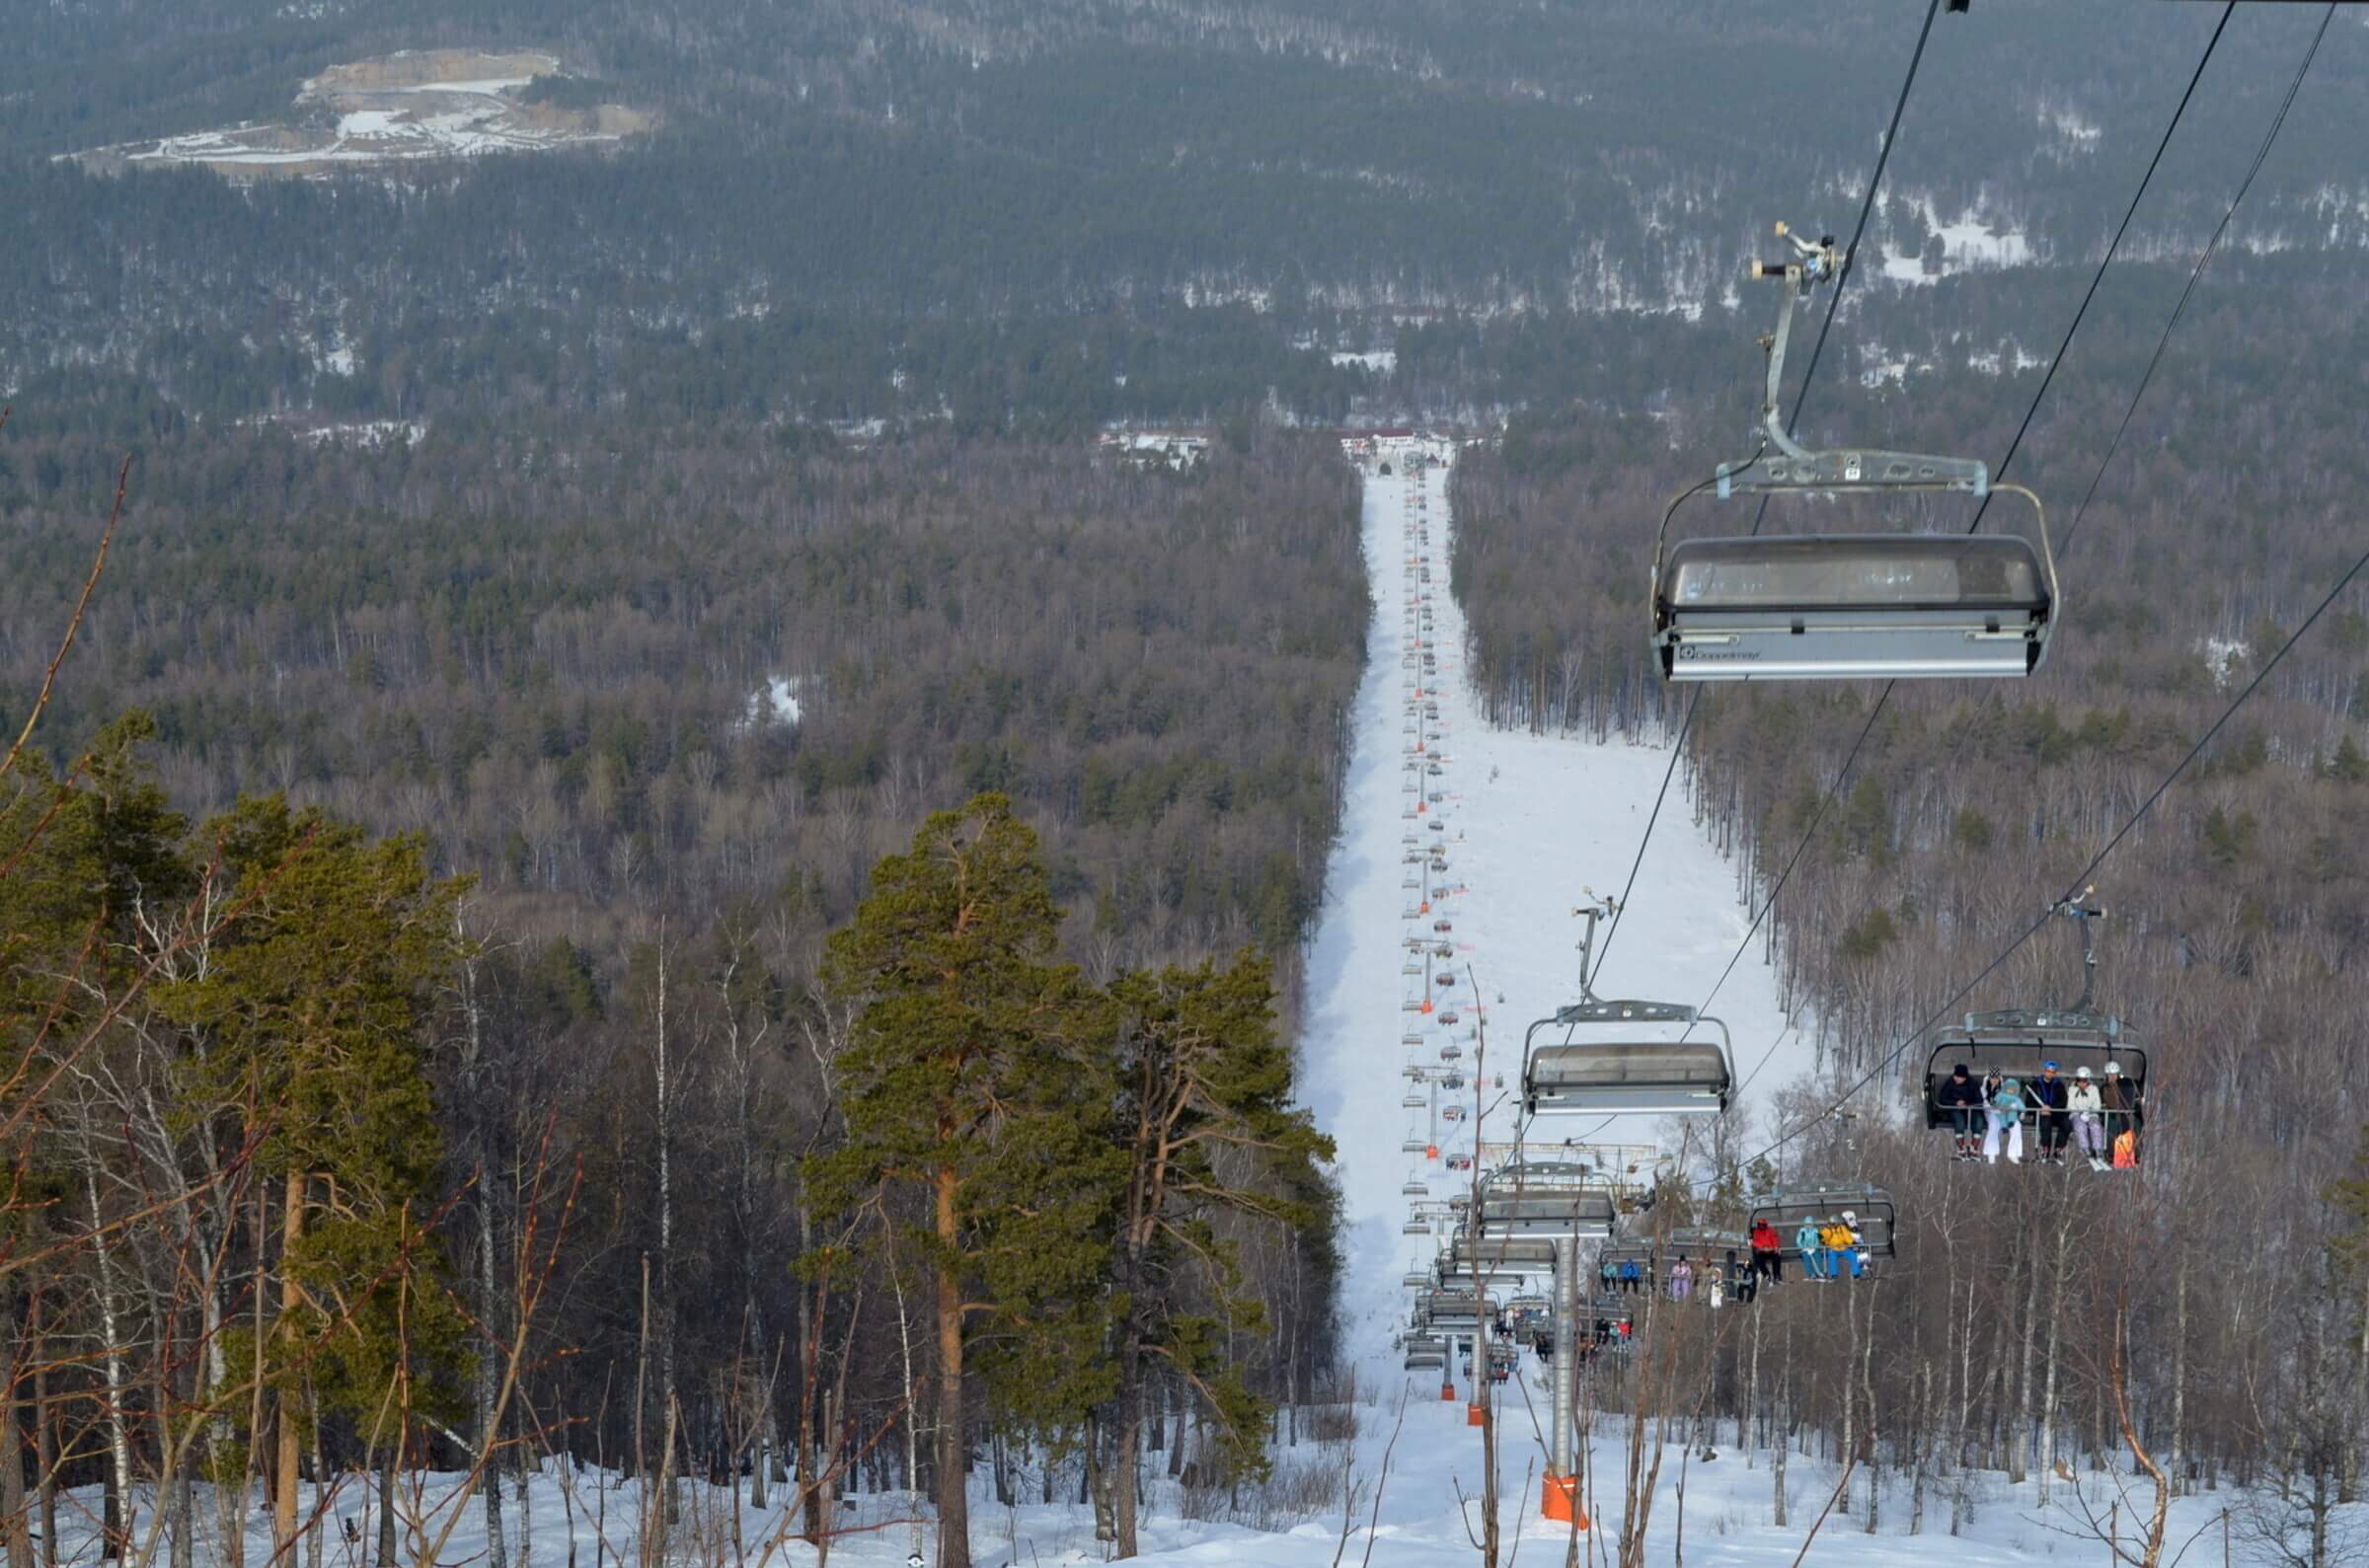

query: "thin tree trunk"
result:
(2, 1294), (30, 1568)
(2038, 1204), (2073, 1507)
(2171, 1256), (2190, 1500)
(2011, 1232), (2039, 1486)
(276, 1168), (307, 1556)
(86, 1159), (135, 1562)
(33, 1295), (55, 1568)
(935, 1166), (970, 1568)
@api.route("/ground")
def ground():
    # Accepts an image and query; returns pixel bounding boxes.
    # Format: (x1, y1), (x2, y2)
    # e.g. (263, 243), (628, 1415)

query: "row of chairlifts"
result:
(1651, 224), (2056, 685)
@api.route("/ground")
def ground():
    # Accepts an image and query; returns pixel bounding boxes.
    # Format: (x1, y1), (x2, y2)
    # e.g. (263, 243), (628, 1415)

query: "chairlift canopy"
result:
(1524, 1001), (1733, 1116)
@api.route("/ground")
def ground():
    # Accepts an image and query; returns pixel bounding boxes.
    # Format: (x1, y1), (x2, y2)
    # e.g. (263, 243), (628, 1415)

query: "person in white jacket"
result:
(2068, 1067), (2106, 1168)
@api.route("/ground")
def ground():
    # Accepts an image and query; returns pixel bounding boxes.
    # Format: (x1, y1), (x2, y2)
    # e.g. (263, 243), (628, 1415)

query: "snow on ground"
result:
(60, 1439), (2322, 1568)
(1876, 194), (2037, 284)
(740, 675), (806, 731)
(1330, 350), (1399, 373)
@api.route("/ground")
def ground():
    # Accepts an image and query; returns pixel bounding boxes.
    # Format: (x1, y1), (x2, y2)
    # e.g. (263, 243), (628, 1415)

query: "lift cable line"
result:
(1966, 0), (2238, 536)
(1589, 0), (1945, 984)
(1707, 536), (2369, 1191)
(2060, 2), (2334, 555)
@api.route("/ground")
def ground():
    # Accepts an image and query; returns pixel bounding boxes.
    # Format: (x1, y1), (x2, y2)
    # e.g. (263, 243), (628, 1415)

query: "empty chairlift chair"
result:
(1655, 535), (2054, 681)
(1402, 1335), (1448, 1372)
(1650, 223), (2055, 685)
(1419, 1289), (1488, 1330)
(1475, 1162), (1616, 1241)
(1438, 1223), (1558, 1285)
(1522, 1000), (1734, 1117)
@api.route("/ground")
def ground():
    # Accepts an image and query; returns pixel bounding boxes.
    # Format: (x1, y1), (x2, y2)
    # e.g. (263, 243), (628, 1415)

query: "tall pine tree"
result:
(807, 795), (1117, 1568)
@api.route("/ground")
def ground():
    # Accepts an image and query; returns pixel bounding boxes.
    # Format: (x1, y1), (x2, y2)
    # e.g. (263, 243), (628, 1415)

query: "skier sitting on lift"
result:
(1795, 1217), (1825, 1281)
(2068, 1068), (2107, 1168)
(2028, 1061), (2071, 1165)
(1984, 1073), (2026, 1165)
(1939, 1063), (1984, 1158)
(1749, 1218), (1784, 1285)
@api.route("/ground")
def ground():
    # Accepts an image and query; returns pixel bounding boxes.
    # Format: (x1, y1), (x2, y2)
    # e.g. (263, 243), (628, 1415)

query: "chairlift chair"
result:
(1746, 1182), (1898, 1261)
(1922, 893), (2143, 1128)
(1438, 1234), (1553, 1285)
(1923, 1013), (2144, 1129)
(1523, 1000), (1735, 1117)
(1419, 1289), (1489, 1329)
(1403, 1093), (1427, 1109)
(1597, 1227), (1748, 1275)
(1475, 1162), (1616, 1241)
(1650, 223), (2056, 684)
(1402, 1336), (1448, 1373)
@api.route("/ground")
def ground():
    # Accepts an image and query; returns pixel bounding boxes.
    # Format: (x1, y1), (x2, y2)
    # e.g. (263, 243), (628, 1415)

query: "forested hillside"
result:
(0, 418), (1360, 1564)
(8, 5), (2367, 432)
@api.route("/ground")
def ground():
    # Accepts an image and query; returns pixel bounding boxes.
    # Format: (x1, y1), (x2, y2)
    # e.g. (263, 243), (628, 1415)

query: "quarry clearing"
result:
(73, 50), (650, 179)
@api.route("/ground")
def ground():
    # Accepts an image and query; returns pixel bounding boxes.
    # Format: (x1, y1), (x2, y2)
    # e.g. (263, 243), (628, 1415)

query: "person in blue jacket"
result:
(1796, 1218), (1826, 1281)
(1983, 1073), (2026, 1165)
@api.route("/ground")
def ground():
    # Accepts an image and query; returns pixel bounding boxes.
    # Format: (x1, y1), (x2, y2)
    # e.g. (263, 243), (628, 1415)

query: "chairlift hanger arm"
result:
(1729, 221), (1989, 497)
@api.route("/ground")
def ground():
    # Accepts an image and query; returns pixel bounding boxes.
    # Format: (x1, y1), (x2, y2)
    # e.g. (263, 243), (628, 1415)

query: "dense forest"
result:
(0, 419), (1363, 1568)
(6, 5), (2367, 432)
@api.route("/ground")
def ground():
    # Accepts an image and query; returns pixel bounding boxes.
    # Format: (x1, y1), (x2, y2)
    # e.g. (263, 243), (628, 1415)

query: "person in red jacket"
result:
(1748, 1219), (1785, 1287)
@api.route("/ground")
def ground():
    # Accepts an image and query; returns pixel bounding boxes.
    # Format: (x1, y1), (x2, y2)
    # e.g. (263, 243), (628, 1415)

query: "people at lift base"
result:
(1949, 1059), (2138, 1170)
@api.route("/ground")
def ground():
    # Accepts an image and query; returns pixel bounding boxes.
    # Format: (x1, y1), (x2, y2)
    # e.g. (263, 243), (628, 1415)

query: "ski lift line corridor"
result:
(1298, 432), (1813, 1377)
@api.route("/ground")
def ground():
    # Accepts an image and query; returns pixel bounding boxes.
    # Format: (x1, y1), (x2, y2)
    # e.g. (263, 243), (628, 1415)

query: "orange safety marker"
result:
(1466, 1403), (1487, 1427)
(1543, 1474), (1587, 1527)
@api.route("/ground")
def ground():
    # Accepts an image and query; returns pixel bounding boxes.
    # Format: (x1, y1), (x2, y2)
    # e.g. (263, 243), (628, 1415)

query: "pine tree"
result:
(157, 795), (470, 1552)
(807, 795), (1118, 1568)
(1105, 951), (1333, 1557)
